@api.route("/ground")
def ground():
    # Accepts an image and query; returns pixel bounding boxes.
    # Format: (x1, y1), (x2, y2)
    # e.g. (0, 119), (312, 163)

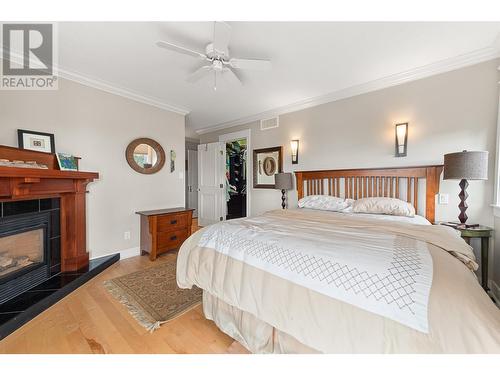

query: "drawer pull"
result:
(170, 235), (177, 241)
(170, 219), (178, 225)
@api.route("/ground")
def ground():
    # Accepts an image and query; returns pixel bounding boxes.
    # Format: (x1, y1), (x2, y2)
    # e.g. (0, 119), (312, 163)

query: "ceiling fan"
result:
(156, 22), (272, 90)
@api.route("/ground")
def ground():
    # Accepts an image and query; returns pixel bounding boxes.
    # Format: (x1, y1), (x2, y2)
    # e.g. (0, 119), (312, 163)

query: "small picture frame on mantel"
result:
(56, 153), (79, 171)
(17, 129), (56, 154)
(253, 146), (283, 189)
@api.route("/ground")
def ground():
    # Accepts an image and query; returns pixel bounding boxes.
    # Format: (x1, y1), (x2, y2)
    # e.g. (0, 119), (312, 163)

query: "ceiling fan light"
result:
(158, 22), (269, 89)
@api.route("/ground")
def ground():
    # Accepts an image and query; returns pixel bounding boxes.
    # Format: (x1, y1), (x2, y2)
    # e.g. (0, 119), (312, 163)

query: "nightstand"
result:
(437, 223), (492, 291)
(136, 207), (194, 261)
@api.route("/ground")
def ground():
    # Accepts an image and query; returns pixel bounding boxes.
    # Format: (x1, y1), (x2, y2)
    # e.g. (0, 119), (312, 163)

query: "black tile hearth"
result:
(0, 253), (119, 340)
(29, 273), (81, 291)
(0, 313), (18, 326)
(0, 290), (54, 314)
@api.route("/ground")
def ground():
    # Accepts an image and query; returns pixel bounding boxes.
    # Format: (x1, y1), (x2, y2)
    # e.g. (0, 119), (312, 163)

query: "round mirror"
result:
(126, 138), (165, 174)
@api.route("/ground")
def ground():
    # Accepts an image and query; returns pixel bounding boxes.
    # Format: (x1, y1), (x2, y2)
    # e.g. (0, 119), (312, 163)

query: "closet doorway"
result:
(219, 130), (251, 220)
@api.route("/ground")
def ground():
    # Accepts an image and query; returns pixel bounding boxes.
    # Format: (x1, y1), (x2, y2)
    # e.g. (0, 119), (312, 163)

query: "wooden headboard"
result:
(295, 165), (443, 223)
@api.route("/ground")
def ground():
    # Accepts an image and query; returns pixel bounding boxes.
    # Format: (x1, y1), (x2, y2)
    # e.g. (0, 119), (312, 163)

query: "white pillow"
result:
(352, 197), (415, 217)
(298, 195), (354, 212)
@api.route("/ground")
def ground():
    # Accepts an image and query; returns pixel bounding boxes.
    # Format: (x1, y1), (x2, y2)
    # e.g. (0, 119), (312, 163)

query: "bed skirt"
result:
(202, 291), (319, 354)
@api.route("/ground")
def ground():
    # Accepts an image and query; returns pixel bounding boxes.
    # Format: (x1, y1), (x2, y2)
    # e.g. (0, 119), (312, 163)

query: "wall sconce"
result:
(290, 140), (299, 164)
(395, 123), (408, 157)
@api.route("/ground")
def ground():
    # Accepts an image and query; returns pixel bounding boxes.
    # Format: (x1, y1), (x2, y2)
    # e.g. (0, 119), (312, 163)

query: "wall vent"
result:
(260, 117), (279, 130)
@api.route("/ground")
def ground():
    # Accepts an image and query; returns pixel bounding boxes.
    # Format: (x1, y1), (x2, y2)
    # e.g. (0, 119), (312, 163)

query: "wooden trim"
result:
(0, 166), (97, 180)
(295, 165), (443, 222)
(425, 166), (442, 223)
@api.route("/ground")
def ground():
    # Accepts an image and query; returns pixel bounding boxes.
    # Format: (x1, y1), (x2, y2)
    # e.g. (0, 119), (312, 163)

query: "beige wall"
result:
(201, 59), (500, 286)
(0, 78), (186, 259)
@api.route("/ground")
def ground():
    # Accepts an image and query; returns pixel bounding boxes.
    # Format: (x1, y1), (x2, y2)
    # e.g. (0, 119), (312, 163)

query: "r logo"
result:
(2, 24), (53, 76)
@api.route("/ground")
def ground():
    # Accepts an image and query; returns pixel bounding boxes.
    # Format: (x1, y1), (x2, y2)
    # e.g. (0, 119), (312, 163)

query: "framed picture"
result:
(17, 129), (56, 154)
(253, 146), (283, 188)
(56, 153), (79, 171)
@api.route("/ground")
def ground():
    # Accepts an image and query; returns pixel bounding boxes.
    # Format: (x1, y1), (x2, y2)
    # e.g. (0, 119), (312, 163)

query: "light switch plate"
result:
(124, 231), (131, 240)
(438, 193), (449, 205)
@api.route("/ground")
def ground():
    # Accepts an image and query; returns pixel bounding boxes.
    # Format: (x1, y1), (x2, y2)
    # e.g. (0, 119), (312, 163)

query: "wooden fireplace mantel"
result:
(0, 145), (98, 272)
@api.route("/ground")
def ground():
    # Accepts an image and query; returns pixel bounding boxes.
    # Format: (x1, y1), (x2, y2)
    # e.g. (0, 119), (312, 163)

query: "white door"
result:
(198, 142), (226, 226)
(186, 149), (198, 217)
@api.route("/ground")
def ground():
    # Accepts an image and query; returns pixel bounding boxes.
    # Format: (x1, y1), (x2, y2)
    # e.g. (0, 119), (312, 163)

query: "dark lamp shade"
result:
(275, 172), (293, 190)
(443, 151), (488, 180)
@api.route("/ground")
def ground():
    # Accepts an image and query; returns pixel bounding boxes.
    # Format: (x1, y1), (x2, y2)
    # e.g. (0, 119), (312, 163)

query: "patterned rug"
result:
(104, 253), (202, 332)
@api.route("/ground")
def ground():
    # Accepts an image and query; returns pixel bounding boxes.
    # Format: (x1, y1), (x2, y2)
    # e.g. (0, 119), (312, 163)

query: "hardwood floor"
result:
(0, 217), (247, 354)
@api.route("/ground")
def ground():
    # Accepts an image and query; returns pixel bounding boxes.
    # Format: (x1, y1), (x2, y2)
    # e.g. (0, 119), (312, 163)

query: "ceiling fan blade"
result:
(186, 65), (212, 83)
(221, 68), (243, 87)
(213, 21), (231, 55)
(156, 41), (207, 59)
(229, 58), (272, 71)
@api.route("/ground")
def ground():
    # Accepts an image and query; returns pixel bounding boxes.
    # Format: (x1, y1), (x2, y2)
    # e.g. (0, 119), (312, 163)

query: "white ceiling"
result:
(57, 22), (500, 135)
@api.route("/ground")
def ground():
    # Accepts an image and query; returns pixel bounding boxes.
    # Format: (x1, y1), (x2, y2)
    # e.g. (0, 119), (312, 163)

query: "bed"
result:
(177, 165), (500, 353)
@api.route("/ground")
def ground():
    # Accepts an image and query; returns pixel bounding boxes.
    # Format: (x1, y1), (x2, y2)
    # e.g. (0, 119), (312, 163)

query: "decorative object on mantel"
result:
(443, 150), (488, 227)
(0, 159), (48, 169)
(253, 146), (283, 189)
(275, 172), (293, 209)
(170, 150), (176, 172)
(126, 138), (166, 174)
(18, 129), (56, 154)
(56, 153), (79, 171)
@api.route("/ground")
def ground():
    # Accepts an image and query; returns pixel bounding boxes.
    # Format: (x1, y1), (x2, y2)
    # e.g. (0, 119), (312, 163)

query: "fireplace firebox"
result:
(0, 199), (61, 304)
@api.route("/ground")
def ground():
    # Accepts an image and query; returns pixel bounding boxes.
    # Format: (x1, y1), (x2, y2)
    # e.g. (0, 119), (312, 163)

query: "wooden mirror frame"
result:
(125, 138), (166, 174)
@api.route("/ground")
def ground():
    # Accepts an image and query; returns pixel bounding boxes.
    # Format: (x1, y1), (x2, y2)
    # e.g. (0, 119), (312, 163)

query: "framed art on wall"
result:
(253, 146), (283, 188)
(17, 129), (56, 154)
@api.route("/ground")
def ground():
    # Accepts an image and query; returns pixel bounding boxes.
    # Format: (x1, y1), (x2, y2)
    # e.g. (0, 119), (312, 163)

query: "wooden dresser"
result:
(136, 207), (194, 261)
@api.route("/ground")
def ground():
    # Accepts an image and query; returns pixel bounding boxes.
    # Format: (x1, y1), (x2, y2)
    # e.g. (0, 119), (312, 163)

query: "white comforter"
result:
(198, 210), (433, 332)
(178, 209), (500, 353)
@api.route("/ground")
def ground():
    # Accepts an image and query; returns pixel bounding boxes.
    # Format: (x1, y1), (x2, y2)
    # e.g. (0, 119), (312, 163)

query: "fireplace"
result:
(0, 199), (61, 304)
(0, 145), (105, 339)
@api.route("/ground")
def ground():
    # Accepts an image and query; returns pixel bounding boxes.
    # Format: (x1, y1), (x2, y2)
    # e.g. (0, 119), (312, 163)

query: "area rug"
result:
(104, 253), (202, 332)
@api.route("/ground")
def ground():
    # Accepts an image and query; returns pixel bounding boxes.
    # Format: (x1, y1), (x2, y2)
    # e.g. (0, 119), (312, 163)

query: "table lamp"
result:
(275, 173), (293, 209)
(443, 150), (488, 227)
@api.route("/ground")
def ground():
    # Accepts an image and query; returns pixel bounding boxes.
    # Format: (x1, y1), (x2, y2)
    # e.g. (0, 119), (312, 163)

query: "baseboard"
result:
(90, 246), (140, 261)
(490, 280), (500, 306)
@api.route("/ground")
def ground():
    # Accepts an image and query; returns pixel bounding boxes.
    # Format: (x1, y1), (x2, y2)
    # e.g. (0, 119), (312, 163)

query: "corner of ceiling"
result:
(195, 41), (500, 135)
(57, 67), (191, 116)
(1, 49), (191, 116)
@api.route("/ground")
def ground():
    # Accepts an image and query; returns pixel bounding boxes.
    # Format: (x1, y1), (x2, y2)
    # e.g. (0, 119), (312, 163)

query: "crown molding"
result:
(195, 44), (500, 135)
(57, 68), (190, 115)
(1, 50), (190, 116)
